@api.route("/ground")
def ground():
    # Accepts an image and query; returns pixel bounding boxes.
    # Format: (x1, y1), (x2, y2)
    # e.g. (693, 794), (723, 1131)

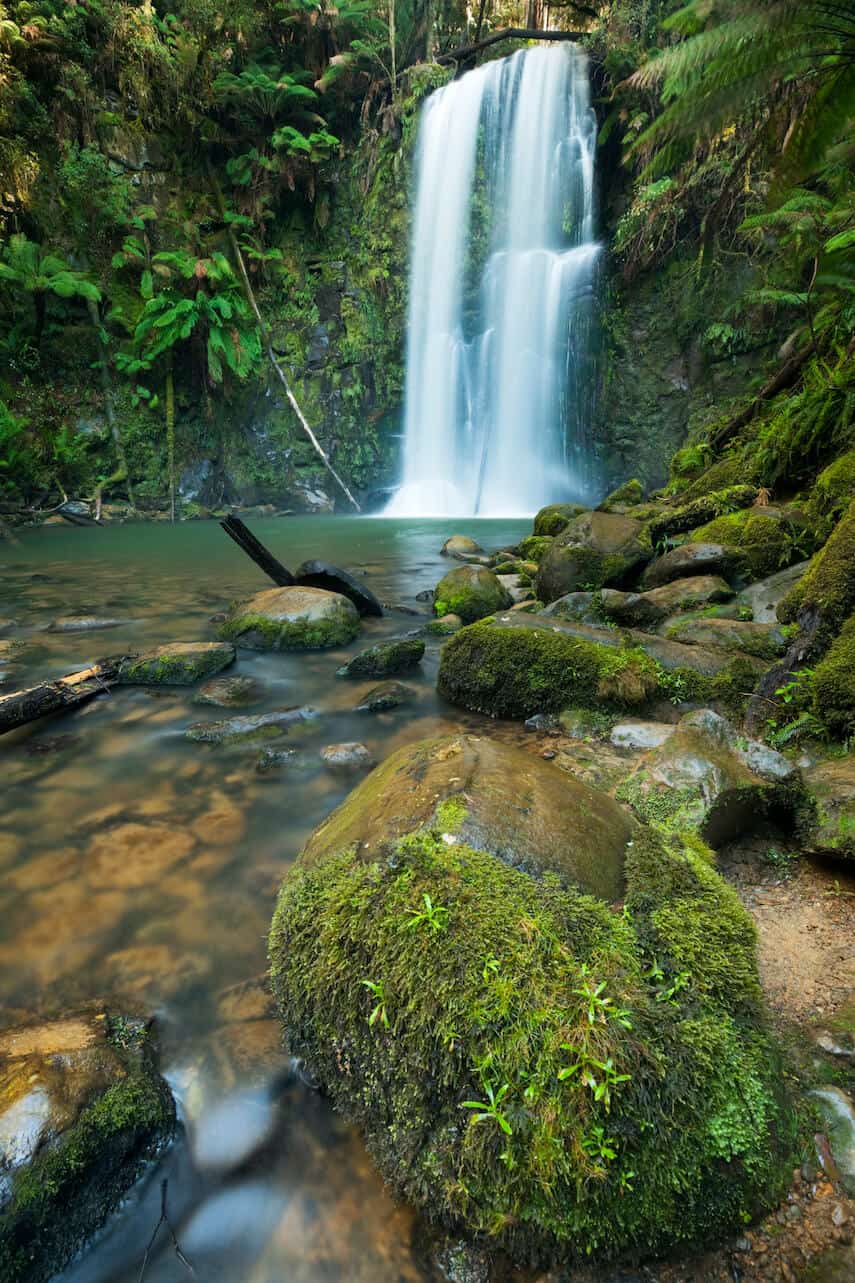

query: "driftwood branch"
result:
(138, 1179), (195, 1283)
(220, 515), (295, 586)
(0, 658), (123, 735)
(436, 27), (585, 64)
(710, 344), (814, 449)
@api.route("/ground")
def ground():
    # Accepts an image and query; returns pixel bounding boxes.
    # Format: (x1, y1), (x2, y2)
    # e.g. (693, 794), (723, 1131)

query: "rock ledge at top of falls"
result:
(0, 1011), (175, 1283)
(535, 510), (652, 604)
(219, 586), (360, 651)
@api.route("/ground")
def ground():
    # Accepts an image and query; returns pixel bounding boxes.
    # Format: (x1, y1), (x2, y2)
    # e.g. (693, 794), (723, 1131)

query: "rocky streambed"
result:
(0, 509), (853, 1283)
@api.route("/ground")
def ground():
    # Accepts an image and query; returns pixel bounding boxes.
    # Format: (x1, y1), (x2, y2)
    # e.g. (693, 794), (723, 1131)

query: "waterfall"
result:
(385, 44), (599, 518)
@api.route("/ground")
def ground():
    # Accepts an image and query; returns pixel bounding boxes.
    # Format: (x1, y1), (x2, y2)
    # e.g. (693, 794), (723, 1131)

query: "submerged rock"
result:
(193, 675), (261, 707)
(270, 742), (794, 1263)
(319, 741), (373, 770)
(536, 511), (650, 603)
(220, 586), (360, 651)
(295, 560), (383, 617)
(0, 1012), (174, 1283)
(354, 681), (414, 712)
(186, 706), (317, 745)
(47, 617), (127, 632)
(433, 565), (512, 624)
(255, 747), (300, 773)
(336, 636), (425, 678)
(641, 543), (747, 590)
(118, 641), (235, 685)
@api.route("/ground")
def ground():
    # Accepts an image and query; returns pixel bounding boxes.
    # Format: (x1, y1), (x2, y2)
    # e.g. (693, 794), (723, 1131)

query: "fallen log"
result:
(220, 515), (295, 586)
(710, 344), (814, 450)
(0, 658), (124, 736)
(436, 26), (585, 65)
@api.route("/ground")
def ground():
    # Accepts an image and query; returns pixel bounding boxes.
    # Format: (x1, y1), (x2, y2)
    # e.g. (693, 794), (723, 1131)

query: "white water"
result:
(386, 44), (600, 518)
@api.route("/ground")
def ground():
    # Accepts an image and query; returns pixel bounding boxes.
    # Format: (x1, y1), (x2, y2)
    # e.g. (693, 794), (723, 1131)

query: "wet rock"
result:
(424, 613), (463, 636)
(809, 1088), (855, 1195)
(355, 681), (414, 712)
(600, 575), (735, 627)
(220, 586), (360, 651)
(441, 535), (484, 557)
(336, 636), (425, 678)
(524, 712), (560, 732)
(415, 589), (434, 602)
(610, 720), (674, 751)
(803, 758), (855, 862)
(0, 1012), (174, 1283)
(320, 741), (373, 770)
(86, 821), (196, 886)
(541, 591), (604, 626)
(532, 502), (587, 536)
(536, 511), (651, 603)
(295, 560), (383, 617)
(300, 734), (635, 902)
(0, 619), (18, 635)
(641, 542), (747, 590)
(255, 747), (299, 773)
(496, 573), (533, 605)
(663, 616), (789, 659)
(186, 707), (317, 745)
(616, 708), (804, 846)
(47, 617), (127, 633)
(433, 1237), (490, 1283)
(597, 477), (645, 513)
(193, 675), (261, 707)
(737, 561), (810, 623)
(119, 641), (236, 685)
(433, 565), (512, 624)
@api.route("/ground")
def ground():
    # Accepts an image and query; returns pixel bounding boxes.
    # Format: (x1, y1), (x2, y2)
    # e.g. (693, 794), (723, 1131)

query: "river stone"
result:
(541, 591), (605, 626)
(610, 720), (675, 751)
(495, 573), (532, 604)
(300, 734), (636, 901)
(736, 561), (810, 623)
(220, 586), (360, 651)
(118, 641), (236, 685)
(47, 617), (127, 633)
(532, 502), (587, 537)
(186, 706), (318, 745)
(641, 543), (748, 590)
(600, 576), (735, 627)
(336, 636), (425, 678)
(803, 757), (855, 862)
(662, 616), (789, 659)
(536, 510), (651, 604)
(295, 560), (383, 617)
(192, 675), (261, 707)
(441, 535), (483, 557)
(0, 1012), (174, 1283)
(355, 681), (414, 712)
(433, 566), (512, 623)
(616, 708), (804, 846)
(424, 613), (464, 636)
(320, 742), (373, 770)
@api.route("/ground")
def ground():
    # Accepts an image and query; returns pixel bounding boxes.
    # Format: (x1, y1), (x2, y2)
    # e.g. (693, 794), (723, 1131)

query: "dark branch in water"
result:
(220, 514), (296, 586)
(436, 28), (586, 65)
(138, 1179), (196, 1283)
(0, 659), (124, 736)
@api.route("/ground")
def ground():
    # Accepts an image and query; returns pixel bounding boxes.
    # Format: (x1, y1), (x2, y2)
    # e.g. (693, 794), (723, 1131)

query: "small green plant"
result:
(461, 1081), (513, 1136)
(404, 892), (448, 932)
(361, 979), (389, 1029)
(581, 1124), (618, 1164)
(573, 971), (633, 1030)
(762, 846), (798, 873)
(558, 1050), (630, 1112)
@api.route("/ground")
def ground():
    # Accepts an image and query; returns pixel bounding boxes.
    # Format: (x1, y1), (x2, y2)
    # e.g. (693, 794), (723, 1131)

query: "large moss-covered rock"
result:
(517, 534), (554, 563)
(778, 499), (855, 646)
(296, 734), (636, 902)
(336, 636), (425, 678)
(690, 508), (806, 579)
(270, 789), (794, 1263)
(600, 576), (735, 627)
(433, 566), (512, 624)
(536, 512), (650, 604)
(806, 451), (855, 542)
(811, 614), (855, 736)
(0, 1012), (175, 1283)
(532, 503), (587, 537)
(219, 586), (360, 651)
(646, 485), (759, 544)
(596, 478), (644, 512)
(118, 641), (235, 685)
(641, 543), (748, 590)
(803, 756), (855, 862)
(662, 617), (789, 660)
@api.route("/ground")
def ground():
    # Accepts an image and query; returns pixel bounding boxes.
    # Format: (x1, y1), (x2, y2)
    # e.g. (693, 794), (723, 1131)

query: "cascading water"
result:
(385, 44), (600, 518)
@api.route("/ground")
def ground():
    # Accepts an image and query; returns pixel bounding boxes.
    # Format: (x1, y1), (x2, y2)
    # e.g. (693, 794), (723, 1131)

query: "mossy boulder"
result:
(597, 478), (644, 512)
(647, 485), (758, 544)
(185, 706), (316, 744)
(425, 614), (463, 636)
(0, 1012), (175, 1283)
(662, 617), (789, 661)
(433, 566), (512, 624)
(436, 615), (750, 721)
(641, 543), (748, 590)
(219, 586), (360, 651)
(806, 451), (855, 542)
(354, 681), (414, 713)
(536, 512), (651, 604)
(118, 641), (235, 685)
(336, 636), (425, 678)
(803, 756), (855, 862)
(676, 454), (760, 503)
(270, 785), (794, 1262)
(811, 614), (855, 736)
(690, 509), (806, 580)
(778, 499), (855, 647)
(297, 735), (635, 901)
(517, 534), (554, 563)
(614, 708), (806, 847)
(532, 503), (587, 537)
(441, 535), (484, 558)
(601, 576), (735, 628)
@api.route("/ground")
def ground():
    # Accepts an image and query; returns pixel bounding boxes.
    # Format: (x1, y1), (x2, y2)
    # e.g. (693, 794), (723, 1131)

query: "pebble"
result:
(832, 1203), (848, 1227)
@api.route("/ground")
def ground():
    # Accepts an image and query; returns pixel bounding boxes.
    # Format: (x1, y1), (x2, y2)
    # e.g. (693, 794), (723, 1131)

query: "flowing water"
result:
(387, 45), (600, 519)
(0, 516), (530, 1283)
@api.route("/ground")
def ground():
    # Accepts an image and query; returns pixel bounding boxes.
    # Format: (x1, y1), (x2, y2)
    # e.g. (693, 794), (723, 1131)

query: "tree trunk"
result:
(86, 297), (135, 510)
(0, 659), (123, 736)
(436, 27), (584, 65)
(166, 354), (176, 523)
(33, 291), (46, 347)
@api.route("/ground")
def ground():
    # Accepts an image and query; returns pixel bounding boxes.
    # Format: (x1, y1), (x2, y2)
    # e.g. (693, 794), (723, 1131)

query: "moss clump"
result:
(219, 586), (361, 651)
(433, 566), (512, 624)
(270, 823), (794, 1263)
(677, 454), (760, 503)
(518, 534), (555, 563)
(778, 499), (855, 647)
(336, 637), (425, 678)
(532, 504), (587, 537)
(0, 1018), (175, 1283)
(691, 509), (802, 579)
(806, 451), (855, 542)
(437, 619), (713, 719)
(811, 614), (855, 736)
(648, 485), (758, 544)
(598, 478), (644, 509)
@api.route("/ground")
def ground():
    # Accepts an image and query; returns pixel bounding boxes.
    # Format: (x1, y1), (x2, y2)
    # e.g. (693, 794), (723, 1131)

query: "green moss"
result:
(435, 795), (468, 833)
(0, 1022), (174, 1283)
(269, 823), (793, 1263)
(532, 505), (587, 537)
(518, 535), (555, 563)
(806, 451), (855, 542)
(691, 509), (802, 579)
(337, 637), (425, 678)
(778, 499), (855, 647)
(220, 606), (359, 651)
(118, 643), (234, 685)
(433, 567), (512, 625)
(648, 485), (758, 543)
(677, 455), (760, 503)
(811, 614), (855, 737)
(599, 478), (644, 509)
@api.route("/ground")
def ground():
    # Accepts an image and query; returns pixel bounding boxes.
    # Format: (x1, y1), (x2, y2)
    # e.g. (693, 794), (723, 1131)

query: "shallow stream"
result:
(0, 515), (534, 1283)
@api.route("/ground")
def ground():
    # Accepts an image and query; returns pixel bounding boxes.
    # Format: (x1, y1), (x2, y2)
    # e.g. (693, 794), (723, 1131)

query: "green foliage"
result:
(811, 614), (855, 737)
(0, 233), (100, 341)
